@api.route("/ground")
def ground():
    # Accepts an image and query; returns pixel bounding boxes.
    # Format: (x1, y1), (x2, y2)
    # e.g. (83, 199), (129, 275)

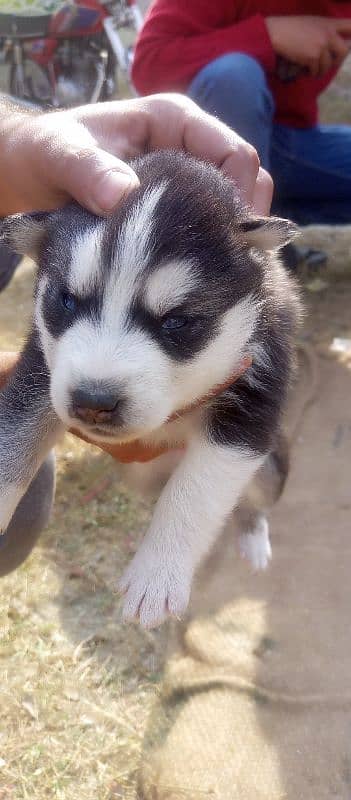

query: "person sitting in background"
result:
(132, 2), (351, 228)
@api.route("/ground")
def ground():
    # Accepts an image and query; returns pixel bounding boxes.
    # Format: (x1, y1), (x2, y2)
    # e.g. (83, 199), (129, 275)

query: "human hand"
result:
(0, 93), (272, 218)
(266, 16), (351, 78)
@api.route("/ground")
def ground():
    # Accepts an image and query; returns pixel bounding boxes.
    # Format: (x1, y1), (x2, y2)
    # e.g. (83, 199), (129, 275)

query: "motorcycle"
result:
(0, 0), (143, 107)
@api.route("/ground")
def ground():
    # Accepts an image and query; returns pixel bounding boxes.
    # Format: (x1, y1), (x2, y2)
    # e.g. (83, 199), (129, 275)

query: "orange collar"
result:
(74, 355), (252, 464)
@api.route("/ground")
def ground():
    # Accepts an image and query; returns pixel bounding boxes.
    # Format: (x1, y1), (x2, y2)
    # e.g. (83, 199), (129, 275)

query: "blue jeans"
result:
(188, 53), (351, 225)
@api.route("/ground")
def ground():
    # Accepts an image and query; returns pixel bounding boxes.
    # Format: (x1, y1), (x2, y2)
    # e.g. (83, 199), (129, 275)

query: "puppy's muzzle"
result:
(70, 382), (122, 426)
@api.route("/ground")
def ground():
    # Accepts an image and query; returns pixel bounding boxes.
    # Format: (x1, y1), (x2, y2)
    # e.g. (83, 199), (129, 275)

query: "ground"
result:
(0, 53), (351, 800)
(0, 257), (166, 800)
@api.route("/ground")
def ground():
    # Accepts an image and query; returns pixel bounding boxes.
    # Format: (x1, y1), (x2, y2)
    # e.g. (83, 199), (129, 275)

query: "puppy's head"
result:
(1, 151), (297, 443)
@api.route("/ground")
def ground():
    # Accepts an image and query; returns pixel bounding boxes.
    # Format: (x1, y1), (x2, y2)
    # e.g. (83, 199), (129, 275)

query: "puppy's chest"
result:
(96, 413), (203, 465)
(143, 410), (203, 450)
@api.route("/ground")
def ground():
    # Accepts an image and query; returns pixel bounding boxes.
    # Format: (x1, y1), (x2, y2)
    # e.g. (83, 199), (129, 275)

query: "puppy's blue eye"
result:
(162, 316), (188, 332)
(61, 292), (77, 313)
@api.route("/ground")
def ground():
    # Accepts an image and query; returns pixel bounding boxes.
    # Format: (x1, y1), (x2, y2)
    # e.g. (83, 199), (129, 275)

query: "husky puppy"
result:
(0, 151), (300, 627)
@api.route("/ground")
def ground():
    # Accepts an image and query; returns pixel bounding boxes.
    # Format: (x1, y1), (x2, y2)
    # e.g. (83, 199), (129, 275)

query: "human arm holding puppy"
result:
(0, 93), (272, 218)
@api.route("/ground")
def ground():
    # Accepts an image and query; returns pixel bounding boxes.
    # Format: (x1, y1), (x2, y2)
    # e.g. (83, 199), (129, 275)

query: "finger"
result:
(182, 105), (261, 207)
(139, 94), (261, 206)
(306, 56), (321, 78)
(58, 146), (139, 214)
(252, 168), (274, 215)
(38, 117), (140, 214)
(317, 46), (334, 76)
(208, 137), (260, 208)
(329, 32), (350, 64)
(70, 99), (148, 161)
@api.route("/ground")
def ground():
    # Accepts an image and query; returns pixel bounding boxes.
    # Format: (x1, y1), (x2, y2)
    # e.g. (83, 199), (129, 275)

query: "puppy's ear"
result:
(0, 211), (51, 259)
(239, 216), (299, 251)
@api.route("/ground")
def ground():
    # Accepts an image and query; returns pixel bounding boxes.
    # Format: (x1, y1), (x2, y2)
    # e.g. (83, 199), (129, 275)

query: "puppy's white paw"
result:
(118, 544), (192, 628)
(239, 516), (272, 571)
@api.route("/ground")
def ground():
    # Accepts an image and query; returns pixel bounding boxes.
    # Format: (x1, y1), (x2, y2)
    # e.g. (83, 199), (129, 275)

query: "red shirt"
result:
(132, 1), (351, 128)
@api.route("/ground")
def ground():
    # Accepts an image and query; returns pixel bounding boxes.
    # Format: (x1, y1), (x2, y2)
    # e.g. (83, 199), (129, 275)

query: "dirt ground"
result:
(0, 56), (350, 800)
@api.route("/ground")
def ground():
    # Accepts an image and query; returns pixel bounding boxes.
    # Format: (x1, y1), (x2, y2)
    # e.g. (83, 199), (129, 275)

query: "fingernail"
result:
(94, 170), (138, 213)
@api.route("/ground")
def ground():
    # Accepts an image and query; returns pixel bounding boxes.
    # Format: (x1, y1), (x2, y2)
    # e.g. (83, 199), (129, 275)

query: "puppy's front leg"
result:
(119, 439), (264, 628)
(0, 340), (64, 534)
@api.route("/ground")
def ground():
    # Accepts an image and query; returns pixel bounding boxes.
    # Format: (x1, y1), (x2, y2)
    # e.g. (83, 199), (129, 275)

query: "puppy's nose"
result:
(71, 384), (120, 425)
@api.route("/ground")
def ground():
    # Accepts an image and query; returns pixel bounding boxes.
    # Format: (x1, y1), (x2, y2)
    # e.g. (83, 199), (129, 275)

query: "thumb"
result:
(52, 142), (140, 215)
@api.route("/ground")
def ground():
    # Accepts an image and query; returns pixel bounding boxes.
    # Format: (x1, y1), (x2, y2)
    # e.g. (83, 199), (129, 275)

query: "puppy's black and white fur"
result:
(0, 151), (300, 627)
